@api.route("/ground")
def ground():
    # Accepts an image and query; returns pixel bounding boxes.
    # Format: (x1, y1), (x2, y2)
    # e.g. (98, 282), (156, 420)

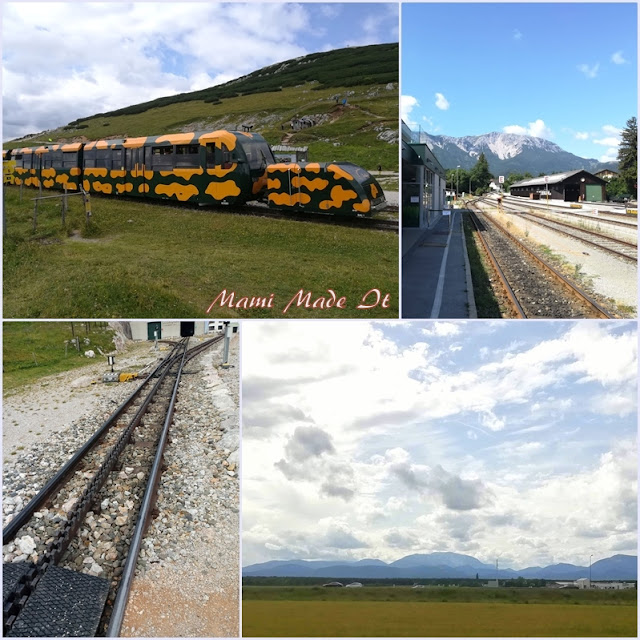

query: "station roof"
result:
(510, 169), (605, 188)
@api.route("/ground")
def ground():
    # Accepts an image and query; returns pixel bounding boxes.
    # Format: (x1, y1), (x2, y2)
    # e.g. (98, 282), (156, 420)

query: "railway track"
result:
(2, 335), (224, 637)
(477, 198), (637, 262)
(500, 196), (636, 225)
(467, 205), (613, 319)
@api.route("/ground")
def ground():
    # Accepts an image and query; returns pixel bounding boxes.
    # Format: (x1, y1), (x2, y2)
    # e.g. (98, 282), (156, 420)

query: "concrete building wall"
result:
(129, 321), (208, 341)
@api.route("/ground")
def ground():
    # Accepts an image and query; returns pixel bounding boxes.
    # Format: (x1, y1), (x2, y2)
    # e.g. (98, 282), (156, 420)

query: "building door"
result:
(147, 322), (162, 340)
(180, 321), (195, 337)
(585, 184), (603, 202)
(564, 184), (580, 202)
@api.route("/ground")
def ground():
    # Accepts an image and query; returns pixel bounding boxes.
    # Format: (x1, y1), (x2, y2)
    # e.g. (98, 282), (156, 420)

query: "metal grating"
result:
(7, 565), (109, 637)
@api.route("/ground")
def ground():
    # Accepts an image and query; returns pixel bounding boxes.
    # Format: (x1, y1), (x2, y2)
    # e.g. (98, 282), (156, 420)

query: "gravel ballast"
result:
(2, 334), (239, 637)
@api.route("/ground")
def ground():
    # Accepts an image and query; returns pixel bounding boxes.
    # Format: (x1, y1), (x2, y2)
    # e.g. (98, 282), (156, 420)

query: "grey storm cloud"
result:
(431, 465), (490, 511)
(351, 409), (424, 430)
(284, 426), (335, 462)
(321, 482), (355, 502)
(324, 526), (368, 550)
(390, 461), (490, 511)
(243, 404), (315, 440)
(383, 529), (420, 549)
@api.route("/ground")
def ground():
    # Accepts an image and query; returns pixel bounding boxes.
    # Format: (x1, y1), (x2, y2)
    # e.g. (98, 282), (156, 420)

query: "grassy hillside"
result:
(3, 322), (115, 391)
(5, 44), (398, 170)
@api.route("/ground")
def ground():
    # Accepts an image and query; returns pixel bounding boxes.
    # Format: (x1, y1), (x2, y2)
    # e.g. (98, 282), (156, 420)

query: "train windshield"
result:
(240, 138), (275, 171)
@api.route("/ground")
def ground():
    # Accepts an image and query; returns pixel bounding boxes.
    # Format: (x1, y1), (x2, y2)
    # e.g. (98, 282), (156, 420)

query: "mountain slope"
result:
(243, 552), (637, 580)
(5, 43), (398, 170)
(422, 132), (617, 175)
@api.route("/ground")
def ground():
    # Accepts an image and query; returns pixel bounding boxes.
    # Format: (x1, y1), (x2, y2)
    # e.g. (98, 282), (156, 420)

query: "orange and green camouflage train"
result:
(4, 130), (385, 215)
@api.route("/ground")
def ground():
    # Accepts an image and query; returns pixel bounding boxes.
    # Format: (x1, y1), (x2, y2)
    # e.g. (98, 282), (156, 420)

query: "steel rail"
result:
(467, 211), (526, 318)
(516, 211), (637, 262)
(2, 340), (188, 635)
(2, 341), (182, 544)
(2, 336), (222, 544)
(106, 342), (189, 637)
(471, 205), (613, 319)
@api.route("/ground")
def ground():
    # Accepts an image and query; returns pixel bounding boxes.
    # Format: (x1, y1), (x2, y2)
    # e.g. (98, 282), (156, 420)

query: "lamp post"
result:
(456, 165), (460, 200)
(589, 554), (593, 588)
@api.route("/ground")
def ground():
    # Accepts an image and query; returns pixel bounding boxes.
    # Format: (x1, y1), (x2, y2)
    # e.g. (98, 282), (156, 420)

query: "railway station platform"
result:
(402, 210), (477, 318)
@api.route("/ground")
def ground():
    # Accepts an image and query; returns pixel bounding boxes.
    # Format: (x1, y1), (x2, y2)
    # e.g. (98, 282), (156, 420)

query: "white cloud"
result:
(242, 322), (637, 568)
(578, 63), (599, 79)
(503, 119), (553, 140)
(401, 95), (420, 129)
(2, 3), (397, 141)
(611, 51), (627, 65)
(575, 132), (589, 140)
(599, 148), (619, 163)
(435, 92), (450, 111)
(421, 322), (462, 337)
(594, 137), (621, 147)
(602, 124), (622, 136)
(513, 29), (522, 40)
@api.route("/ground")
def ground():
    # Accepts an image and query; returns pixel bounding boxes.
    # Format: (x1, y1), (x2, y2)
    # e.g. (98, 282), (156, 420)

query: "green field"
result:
(2, 186), (398, 318)
(3, 322), (115, 392)
(242, 587), (637, 637)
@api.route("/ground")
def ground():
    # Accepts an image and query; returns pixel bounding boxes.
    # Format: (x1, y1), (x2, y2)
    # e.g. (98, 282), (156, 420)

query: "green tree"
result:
(470, 152), (492, 193)
(605, 176), (628, 199)
(618, 117), (637, 197)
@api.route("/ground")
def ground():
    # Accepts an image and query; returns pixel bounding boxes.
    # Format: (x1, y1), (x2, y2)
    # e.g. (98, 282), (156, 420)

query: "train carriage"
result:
(5, 129), (386, 215)
(9, 143), (83, 190)
(267, 161), (385, 214)
(80, 130), (275, 205)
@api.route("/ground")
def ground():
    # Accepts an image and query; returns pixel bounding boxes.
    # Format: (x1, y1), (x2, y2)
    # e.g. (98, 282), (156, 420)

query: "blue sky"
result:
(402, 3), (637, 161)
(2, 2), (398, 141)
(243, 320), (636, 568)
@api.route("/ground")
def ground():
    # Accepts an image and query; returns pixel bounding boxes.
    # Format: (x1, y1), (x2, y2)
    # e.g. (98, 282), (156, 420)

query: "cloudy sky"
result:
(242, 321), (637, 570)
(402, 3), (637, 162)
(2, 2), (398, 141)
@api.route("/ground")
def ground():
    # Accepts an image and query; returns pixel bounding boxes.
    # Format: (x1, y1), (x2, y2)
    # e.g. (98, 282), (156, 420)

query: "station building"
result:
(402, 121), (447, 228)
(509, 170), (607, 202)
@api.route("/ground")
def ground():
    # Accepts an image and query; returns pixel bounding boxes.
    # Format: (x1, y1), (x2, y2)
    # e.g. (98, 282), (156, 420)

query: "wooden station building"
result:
(509, 169), (607, 202)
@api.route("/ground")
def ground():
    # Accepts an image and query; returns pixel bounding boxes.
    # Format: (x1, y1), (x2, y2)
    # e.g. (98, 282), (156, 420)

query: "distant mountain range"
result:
(419, 132), (618, 176)
(243, 552), (637, 580)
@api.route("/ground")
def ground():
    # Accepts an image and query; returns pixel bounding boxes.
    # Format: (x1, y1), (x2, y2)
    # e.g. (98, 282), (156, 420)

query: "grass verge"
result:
(3, 186), (398, 318)
(461, 212), (503, 317)
(242, 600), (637, 637)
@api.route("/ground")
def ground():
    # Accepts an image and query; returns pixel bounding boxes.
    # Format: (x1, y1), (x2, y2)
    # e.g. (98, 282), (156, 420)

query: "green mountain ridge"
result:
(5, 43), (399, 170)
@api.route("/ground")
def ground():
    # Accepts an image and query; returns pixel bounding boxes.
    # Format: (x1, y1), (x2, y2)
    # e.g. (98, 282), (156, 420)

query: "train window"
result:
(84, 149), (96, 168)
(63, 152), (77, 168)
(151, 146), (173, 169)
(51, 150), (64, 168)
(112, 149), (123, 168)
(22, 154), (32, 169)
(43, 153), (53, 169)
(205, 143), (232, 169)
(175, 144), (200, 168)
(96, 149), (111, 169)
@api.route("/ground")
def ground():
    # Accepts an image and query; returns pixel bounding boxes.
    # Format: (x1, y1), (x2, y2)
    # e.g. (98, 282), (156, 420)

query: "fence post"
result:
(20, 182), (23, 202)
(82, 189), (92, 226)
(32, 199), (38, 232)
(62, 185), (67, 225)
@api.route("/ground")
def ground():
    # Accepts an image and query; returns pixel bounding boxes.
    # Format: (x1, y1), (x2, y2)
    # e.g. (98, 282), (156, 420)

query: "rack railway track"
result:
(467, 205), (613, 319)
(2, 335), (223, 637)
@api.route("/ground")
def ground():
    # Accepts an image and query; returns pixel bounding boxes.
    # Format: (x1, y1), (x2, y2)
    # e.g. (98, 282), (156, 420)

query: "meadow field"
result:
(242, 586), (637, 637)
(2, 186), (398, 318)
